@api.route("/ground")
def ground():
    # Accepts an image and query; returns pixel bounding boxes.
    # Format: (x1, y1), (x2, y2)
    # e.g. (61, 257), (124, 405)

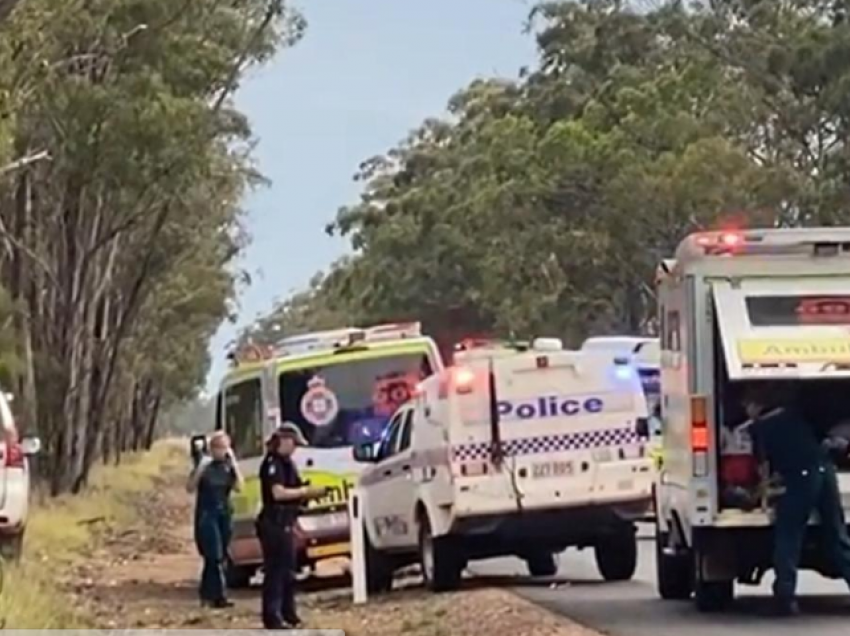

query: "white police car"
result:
(351, 338), (654, 592)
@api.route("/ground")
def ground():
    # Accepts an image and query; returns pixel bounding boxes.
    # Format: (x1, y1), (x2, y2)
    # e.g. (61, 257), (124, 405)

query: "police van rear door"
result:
(451, 349), (648, 512)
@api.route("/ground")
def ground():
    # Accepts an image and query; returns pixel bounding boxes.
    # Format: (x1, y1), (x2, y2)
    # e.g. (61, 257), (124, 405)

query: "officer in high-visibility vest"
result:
(741, 383), (850, 617)
(256, 423), (327, 629)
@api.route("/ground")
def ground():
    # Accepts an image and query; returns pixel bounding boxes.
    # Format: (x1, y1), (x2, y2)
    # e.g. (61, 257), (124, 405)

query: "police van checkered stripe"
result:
(451, 428), (640, 461)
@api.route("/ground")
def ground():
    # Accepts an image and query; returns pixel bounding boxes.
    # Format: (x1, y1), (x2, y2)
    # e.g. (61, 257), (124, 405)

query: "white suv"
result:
(0, 392), (41, 559)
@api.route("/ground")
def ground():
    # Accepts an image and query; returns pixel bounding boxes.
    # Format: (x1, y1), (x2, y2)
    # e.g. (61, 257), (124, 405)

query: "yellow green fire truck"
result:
(216, 322), (443, 587)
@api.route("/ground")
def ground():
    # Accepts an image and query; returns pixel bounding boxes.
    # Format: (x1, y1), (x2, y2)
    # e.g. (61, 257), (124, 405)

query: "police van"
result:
(655, 228), (850, 612)
(352, 338), (654, 592)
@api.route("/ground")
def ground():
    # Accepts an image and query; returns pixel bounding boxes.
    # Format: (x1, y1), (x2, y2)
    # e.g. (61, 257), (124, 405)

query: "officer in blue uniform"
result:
(187, 431), (243, 608)
(742, 383), (850, 616)
(257, 422), (327, 629)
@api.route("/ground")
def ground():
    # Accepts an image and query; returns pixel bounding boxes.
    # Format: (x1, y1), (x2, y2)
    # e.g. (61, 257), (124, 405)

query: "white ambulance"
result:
(655, 228), (850, 612)
(352, 338), (654, 592)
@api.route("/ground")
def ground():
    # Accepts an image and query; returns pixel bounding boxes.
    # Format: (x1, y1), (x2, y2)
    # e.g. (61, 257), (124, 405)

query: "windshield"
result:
(278, 351), (434, 449)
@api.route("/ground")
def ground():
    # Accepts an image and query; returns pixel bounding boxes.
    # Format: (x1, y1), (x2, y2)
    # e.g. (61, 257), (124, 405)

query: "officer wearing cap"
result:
(741, 382), (850, 616)
(256, 422), (327, 629)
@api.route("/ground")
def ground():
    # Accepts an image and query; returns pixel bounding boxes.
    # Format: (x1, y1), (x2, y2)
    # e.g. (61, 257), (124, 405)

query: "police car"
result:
(351, 338), (654, 592)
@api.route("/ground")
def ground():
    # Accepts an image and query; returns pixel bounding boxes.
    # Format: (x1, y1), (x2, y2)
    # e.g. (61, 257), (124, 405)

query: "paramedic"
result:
(187, 431), (244, 608)
(257, 422), (327, 629)
(741, 383), (850, 616)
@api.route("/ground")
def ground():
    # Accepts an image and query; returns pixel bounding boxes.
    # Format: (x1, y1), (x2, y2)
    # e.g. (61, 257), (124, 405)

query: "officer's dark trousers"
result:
(195, 507), (231, 602)
(773, 463), (850, 603)
(257, 519), (297, 628)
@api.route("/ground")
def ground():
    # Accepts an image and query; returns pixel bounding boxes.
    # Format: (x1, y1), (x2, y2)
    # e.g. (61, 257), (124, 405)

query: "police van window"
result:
(379, 413), (404, 460)
(397, 410), (414, 453)
(224, 379), (264, 457)
(278, 352), (434, 449)
(746, 296), (850, 327)
(665, 311), (681, 352)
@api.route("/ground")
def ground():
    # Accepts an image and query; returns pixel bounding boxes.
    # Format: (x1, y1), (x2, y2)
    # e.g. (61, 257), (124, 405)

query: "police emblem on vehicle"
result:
(301, 376), (339, 427)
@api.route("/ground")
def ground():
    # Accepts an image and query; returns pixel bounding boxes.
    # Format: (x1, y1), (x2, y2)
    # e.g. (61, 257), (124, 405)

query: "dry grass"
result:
(0, 440), (186, 628)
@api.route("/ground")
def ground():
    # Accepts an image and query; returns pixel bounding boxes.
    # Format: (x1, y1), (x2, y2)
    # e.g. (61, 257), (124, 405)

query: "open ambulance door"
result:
(712, 278), (850, 380)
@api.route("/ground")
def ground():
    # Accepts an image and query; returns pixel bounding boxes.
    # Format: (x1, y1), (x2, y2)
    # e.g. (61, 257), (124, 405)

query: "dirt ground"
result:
(64, 466), (600, 636)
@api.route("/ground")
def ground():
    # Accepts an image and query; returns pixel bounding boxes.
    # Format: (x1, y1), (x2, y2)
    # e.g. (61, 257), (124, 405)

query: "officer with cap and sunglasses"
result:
(257, 422), (328, 629)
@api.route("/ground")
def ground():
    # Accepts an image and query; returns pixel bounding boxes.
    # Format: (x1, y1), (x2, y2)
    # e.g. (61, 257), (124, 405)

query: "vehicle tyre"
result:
(525, 552), (558, 577)
(656, 528), (693, 600)
(0, 533), (23, 562)
(224, 558), (255, 589)
(594, 527), (638, 582)
(694, 578), (734, 613)
(418, 515), (462, 592)
(364, 527), (393, 594)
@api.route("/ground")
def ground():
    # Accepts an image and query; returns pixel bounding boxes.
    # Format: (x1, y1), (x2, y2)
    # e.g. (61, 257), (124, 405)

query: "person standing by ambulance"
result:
(257, 422), (328, 629)
(741, 383), (850, 616)
(187, 431), (244, 608)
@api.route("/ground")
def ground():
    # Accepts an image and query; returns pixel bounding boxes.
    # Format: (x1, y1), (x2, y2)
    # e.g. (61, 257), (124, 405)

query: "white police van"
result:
(352, 338), (654, 592)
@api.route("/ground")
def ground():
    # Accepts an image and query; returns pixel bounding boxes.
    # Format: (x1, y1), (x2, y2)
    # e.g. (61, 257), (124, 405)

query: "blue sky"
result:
(207, 0), (538, 388)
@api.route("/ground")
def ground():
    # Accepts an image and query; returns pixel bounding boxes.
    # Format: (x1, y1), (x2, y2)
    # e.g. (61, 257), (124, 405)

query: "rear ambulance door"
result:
(712, 278), (850, 380)
(712, 278), (850, 506)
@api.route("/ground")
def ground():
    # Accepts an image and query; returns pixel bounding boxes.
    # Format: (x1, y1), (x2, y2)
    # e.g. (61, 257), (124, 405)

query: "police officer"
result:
(257, 422), (327, 629)
(741, 383), (850, 616)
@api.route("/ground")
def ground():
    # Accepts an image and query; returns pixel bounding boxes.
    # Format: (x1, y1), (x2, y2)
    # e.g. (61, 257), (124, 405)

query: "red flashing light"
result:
(720, 232), (743, 247)
(454, 367), (475, 394)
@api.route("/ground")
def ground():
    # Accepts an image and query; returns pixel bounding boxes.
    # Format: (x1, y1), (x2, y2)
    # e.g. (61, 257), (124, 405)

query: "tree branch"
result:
(0, 150), (51, 177)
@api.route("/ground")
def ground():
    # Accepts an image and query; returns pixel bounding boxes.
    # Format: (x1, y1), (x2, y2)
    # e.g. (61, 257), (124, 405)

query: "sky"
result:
(206, 0), (539, 389)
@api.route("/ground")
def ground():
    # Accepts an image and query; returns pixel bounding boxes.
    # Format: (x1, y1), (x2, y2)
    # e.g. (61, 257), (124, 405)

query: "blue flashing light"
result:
(615, 364), (634, 381)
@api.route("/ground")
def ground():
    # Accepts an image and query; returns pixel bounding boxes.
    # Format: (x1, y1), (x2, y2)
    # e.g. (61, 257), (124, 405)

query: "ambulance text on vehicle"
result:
(352, 338), (654, 593)
(216, 322), (443, 587)
(655, 228), (850, 612)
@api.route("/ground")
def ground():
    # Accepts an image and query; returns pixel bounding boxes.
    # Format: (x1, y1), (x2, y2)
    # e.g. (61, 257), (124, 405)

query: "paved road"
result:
(471, 535), (850, 636)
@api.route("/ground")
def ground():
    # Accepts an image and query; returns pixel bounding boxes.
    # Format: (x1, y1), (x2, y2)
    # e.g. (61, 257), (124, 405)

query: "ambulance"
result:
(655, 228), (850, 612)
(216, 322), (442, 587)
(352, 338), (654, 593)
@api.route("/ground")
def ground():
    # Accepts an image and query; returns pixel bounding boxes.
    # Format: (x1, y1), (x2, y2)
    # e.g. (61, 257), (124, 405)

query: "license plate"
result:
(299, 511), (348, 532)
(307, 542), (350, 559)
(532, 460), (574, 479)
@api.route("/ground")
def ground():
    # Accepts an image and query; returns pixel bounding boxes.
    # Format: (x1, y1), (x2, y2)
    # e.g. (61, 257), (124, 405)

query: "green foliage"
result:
(0, 0), (303, 491)
(246, 0), (850, 349)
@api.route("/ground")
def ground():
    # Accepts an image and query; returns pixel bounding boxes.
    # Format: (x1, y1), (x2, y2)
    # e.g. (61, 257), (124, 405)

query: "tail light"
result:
(690, 395), (709, 477)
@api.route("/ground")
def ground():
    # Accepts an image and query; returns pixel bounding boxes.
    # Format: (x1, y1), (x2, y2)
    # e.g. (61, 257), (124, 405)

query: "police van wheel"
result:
(525, 552), (558, 577)
(224, 558), (255, 589)
(364, 529), (393, 594)
(594, 529), (637, 582)
(418, 517), (461, 592)
(656, 531), (693, 600)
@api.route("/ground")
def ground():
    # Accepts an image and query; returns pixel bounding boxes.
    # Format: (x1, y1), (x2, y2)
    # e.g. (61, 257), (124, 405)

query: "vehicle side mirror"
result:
(636, 417), (650, 439)
(352, 443), (377, 463)
(21, 436), (41, 456)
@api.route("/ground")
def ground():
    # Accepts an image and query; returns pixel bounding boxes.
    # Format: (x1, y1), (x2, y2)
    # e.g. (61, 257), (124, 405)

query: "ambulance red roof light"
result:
(720, 231), (743, 247)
